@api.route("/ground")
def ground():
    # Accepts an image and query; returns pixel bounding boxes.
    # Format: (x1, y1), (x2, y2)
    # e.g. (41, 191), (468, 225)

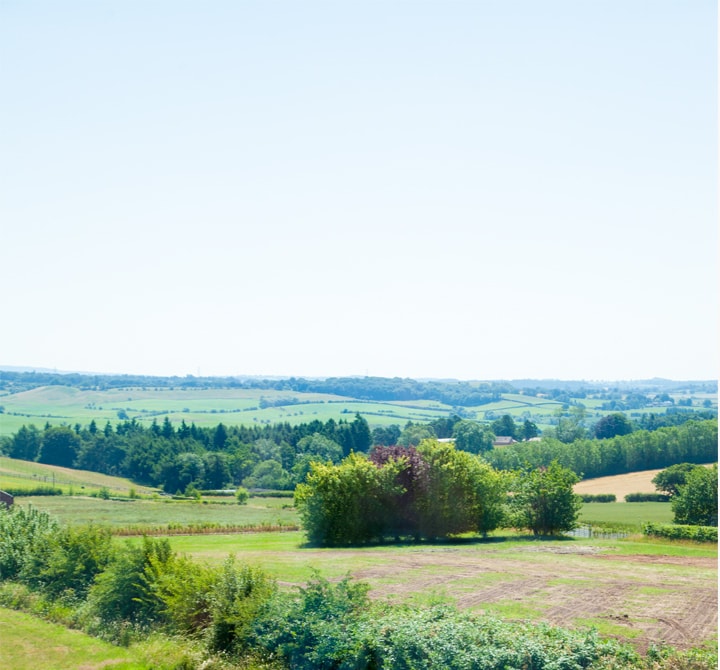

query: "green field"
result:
(579, 502), (674, 529)
(2, 382), (715, 437)
(0, 607), (142, 669)
(0, 456), (156, 496)
(0, 385), (458, 436)
(15, 494), (298, 529)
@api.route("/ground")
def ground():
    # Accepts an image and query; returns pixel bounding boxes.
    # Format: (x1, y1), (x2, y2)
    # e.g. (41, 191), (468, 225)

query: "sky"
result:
(1, 1), (717, 382)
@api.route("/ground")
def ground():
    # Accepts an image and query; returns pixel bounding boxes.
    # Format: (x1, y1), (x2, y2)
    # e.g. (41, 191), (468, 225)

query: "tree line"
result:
(484, 419), (718, 479)
(0, 414), (372, 493)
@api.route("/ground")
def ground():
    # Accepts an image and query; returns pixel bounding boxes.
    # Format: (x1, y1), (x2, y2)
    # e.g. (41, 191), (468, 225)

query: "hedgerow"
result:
(579, 494), (616, 502)
(624, 493), (670, 503)
(642, 522), (717, 543)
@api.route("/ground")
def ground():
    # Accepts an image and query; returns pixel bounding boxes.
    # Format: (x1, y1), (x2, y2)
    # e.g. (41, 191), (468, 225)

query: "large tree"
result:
(593, 413), (633, 440)
(510, 462), (581, 536)
(672, 464), (717, 527)
(38, 426), (81, 467)
(452, 420), (494, 454)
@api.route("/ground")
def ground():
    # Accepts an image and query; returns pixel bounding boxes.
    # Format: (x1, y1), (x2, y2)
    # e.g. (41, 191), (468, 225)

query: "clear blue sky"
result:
(1, 1), (717, 381)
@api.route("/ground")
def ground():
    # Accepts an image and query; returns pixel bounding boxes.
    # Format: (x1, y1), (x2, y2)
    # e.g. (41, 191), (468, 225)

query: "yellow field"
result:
(574, 464), (715, 500)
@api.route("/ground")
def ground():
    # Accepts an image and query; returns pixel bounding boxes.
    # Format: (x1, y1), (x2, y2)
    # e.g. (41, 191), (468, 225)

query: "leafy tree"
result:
(510, 462), (581, 536)
(520, 419), (539, 441)
(452, 420), (494, 454)
(296, 432), (343, 463)
(415, 439), (505, 539)
(38, 425), (81, 467)
(491, 415), (517, 439)
(243, 459), (292, 490)
(652, 462), (701, 497)
(7, 424), (41, 461)
(672, 464), (717, 526)
(371, 424), (402, 446)
(593, 413), (633, 439)
(295, 453), (404, 545)
(553, 416), (587, 443)
(369, 445), (429, 538)
(203, 452), (231, 489)
(397, 423), (435, 447)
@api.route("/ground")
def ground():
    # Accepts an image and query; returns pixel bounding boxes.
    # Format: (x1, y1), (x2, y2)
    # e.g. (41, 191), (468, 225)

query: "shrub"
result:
(0, 505), (58, 580)
(250, 574), (639, 670)
(625, 492), (670, 502)
(235, 487), (249, 505)
(207, 558), (276, 654)
(21, 524), (113, 600)
(87, 537), (175, 627)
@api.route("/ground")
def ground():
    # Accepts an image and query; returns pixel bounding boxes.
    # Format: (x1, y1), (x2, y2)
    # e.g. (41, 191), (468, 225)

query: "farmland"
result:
(0, 373), (715, 438)
(3, 459), (716, 654)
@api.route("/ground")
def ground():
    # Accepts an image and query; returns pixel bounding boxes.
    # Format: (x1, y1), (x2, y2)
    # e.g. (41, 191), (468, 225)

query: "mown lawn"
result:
(0, 607), (142, 669)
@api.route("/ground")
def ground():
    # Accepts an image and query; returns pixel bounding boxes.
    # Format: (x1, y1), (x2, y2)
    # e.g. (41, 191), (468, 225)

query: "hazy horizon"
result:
(2, 2), (716, 382)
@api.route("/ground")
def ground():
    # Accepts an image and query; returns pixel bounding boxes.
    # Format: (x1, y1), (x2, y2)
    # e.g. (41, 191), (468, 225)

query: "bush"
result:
(235, 487), (249, 505)
(21, 524), (113, 600)
(625, 492), (670, 502)
(0, 505), (58, 580)
(87, 537), (175, 628)
(579, 494), (616, 503)
(250, 574), (639, 670)
(207, 558), (276, 654)
(643, 522), (717, 543)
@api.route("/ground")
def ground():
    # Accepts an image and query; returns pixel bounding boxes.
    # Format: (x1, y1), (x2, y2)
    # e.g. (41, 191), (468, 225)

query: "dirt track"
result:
(342, 543), (717, 652)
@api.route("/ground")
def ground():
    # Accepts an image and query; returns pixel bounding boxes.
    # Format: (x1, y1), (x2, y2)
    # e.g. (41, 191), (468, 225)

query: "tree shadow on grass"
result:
(299, 532), (578, 550)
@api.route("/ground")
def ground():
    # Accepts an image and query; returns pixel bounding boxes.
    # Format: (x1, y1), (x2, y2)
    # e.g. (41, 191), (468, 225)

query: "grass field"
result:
(15, 494), (297, 529)
(0, 456), (156, 496)
(0, 607), (142, 669)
